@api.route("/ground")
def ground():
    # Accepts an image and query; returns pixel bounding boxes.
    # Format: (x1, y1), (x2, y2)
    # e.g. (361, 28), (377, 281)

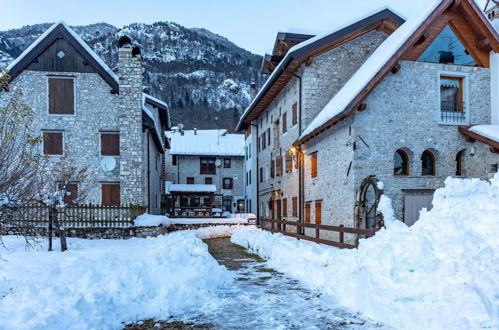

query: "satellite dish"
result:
(101, 156), (116, 172)
(215, 159), (222, 167)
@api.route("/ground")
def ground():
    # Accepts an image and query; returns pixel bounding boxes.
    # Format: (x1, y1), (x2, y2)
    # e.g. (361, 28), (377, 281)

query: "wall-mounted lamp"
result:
(470, 146), (476, 156)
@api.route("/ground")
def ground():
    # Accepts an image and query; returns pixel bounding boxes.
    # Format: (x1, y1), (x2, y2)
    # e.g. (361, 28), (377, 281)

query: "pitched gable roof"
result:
(236, 8), (405, 131)
(7, 22), (119, 92)
(297, 0), (499, 144)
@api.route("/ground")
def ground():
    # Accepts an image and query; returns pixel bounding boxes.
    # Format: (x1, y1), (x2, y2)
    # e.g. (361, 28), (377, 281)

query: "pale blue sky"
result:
(0, 0), (488, 54)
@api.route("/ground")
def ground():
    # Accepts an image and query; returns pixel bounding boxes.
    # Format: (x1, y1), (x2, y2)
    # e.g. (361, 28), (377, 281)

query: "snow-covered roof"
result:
(469, 125), (499, 143)
(169, 184), (217, 193)
(166, 129), (245, 156)
(299, 0), (499, 141)
(144, 93), (172, 129)
(142, 104), (164, 150)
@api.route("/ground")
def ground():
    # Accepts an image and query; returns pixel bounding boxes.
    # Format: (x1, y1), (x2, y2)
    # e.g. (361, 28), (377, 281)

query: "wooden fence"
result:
(260, 218), (378, 249)
(0, 204), (147, 228)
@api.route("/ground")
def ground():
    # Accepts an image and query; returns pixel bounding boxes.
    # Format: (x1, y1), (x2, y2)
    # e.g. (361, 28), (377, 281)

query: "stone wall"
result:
(353, 60), (499, 221)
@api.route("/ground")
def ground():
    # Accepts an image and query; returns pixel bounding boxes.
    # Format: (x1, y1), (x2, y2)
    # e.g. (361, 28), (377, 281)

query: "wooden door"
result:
(102, 184), (120, 206)
(404, 191), (434, 226)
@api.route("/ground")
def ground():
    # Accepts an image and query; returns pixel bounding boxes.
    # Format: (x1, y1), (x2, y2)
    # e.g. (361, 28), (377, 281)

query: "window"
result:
(200, 157), (216, 174)
(223, 178), (233, 190)
(282, 112), (287, 133)
(248, 143), (251, 159)
(205, 177), (213, 184)
(101, 133), (120, 156)
(267, 128), (271, 145)
(102, 183), (120, 206)
(48, 77), (74, 115)
(59, 183), (78, 205)
(224, 158), (231, 168)
(292, 103), (298, 126)
(292, 197), (298, 217)
(315, 201), (322, 225)
(172, 155), (177, 165)
(440, 76), (465, 123)
(305, 203), (311, 224)
(259, 167), (263, 183)
(187, 177), (195, 184)
(394, 149), (409, 176)
(262, 132), (266, 150)
(421, 150), (436, 176)
(311, 153), (318, 178)
(285, 151), (293, 172)
(276, 155), (283, 176)
(43, 132), (63, 155)
(456, 150), (465, 176)
(248, 170), (252, 185)
(282, 198), (288, 218)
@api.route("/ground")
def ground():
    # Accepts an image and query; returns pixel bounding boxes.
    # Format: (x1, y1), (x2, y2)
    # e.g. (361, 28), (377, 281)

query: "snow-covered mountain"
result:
(0, 22), (264, 131)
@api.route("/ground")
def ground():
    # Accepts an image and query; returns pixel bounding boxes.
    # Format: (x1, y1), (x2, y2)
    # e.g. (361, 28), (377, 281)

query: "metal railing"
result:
(440, 101), (466, 123)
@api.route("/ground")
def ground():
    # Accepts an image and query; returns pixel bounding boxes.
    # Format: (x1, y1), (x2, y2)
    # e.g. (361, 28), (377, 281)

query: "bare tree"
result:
(0, 71), (44, 248)
(39, 152), (95, 252)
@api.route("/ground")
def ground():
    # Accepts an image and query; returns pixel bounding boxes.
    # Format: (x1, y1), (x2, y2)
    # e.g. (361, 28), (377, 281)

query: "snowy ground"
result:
(0, 230), (232, 330)
(232, 174), (499, 330)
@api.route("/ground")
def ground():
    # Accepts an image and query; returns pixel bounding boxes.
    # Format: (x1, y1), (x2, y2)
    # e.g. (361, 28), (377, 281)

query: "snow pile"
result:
(232, 174), (499, 329)
(469, 125), (499, 143)
(0, 232), (230, 330)
(134, 213), (170, 227)
(193, 224), (256, 240)
(169, 217), (249, 225)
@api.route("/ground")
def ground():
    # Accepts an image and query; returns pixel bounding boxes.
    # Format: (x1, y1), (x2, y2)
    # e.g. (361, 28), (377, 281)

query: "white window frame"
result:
(46, 75), (77, 116)
(437, 71), (469, 126)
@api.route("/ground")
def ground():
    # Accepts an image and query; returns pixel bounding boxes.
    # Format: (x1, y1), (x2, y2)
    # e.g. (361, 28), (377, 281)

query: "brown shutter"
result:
(205, 177), (212, 184)
(311, 153), (318, 178)
(282, 198), (288, 217)
(102, 184), (120, 206)
(292, 197), (298, 217)
(267, 128), (270, 145)
(270, 159), (275, 178)
(285, 151), (292, 172)
(59, 183), (78, 205)
(276, 156), (283, 176)
(101, 133), (120, 156)
(187, 177), (195, 184)
(259, 167), (263, 183)
(292, 103), (297, 125)
(315, 201), (322, 224)
(43, 132), (63, 155)
(49, 78), (74, 115)
(305, 203), (311, 223)
(282, 112), (287, 133)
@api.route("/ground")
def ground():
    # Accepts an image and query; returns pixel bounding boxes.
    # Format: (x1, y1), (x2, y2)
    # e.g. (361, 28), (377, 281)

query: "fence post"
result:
(339, 224), (344, 244)
(315, 224), (319, 240)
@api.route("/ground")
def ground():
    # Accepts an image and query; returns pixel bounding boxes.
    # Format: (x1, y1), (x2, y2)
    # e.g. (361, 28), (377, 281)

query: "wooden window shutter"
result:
(282, 198), (288, 217)
(292, 103), (297, 125)
(187, 177), (195, 184)
(305, 203), (311, 223)
(43, 132), (63, 155)
(282, 112), (287, 133)
(315, 201), (322, 224)
(267, 128), (271, 145)
(59, 183), (78, 205)
(102, 184), (120, 206)
(311, 153), (318, 178)
(292, 197), (298, 217)
(49, 78), (74, 114)
(101, 133), (120, 156)
(285, 151), (292, 172)
(259, 167), (263, 183)
(276, 156), (283, 176)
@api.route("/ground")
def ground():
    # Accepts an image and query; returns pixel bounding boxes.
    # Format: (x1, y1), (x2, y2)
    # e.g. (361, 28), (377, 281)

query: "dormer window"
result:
(439, 75), (466, 124)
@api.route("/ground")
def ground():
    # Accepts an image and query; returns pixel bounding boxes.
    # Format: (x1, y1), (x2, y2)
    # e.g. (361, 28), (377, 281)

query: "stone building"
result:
(1, 22), (171, 214)
(238, 0), (499, 240)
(165, 128), (245, 213)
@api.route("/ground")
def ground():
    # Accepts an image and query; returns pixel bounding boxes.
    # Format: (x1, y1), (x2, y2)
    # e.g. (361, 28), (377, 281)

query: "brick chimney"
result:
(117, 36), (145, 205)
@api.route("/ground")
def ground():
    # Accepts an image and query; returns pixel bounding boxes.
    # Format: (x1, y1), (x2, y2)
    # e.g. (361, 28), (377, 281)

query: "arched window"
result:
(394, 149), (409, 175)
(421, 150), (436, 176)
(455, 150), (465, 176)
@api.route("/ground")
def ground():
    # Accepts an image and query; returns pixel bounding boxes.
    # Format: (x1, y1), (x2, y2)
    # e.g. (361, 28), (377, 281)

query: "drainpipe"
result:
(146, 130), (151, 214)
(286, 68), (304, 233)
(249, 123), (259, 225)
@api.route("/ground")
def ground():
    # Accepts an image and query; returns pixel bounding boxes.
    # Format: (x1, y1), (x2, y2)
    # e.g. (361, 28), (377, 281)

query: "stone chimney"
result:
(117, 35), (145, 205)
(250, 81), (257, 100)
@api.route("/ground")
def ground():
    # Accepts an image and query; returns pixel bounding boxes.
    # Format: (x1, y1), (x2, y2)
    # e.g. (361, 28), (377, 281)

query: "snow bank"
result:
(169, 217), (249, 225)
(134, 213), (170, 227)
(232, 174), (499, 329)
(192, 225), (257, 240)
(0, 233), (230, 329)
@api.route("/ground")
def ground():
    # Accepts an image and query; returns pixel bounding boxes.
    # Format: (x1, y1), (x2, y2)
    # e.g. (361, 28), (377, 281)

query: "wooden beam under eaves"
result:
(357, 103), (368, 112)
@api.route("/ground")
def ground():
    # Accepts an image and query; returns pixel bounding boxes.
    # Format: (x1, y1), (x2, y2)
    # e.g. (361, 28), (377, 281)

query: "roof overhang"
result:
(237, 8), (405, 131)
(458, 126), (499, 153)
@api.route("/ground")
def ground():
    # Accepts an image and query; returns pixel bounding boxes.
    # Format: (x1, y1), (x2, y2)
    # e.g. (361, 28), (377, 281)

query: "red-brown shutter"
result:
(276, 156), (283, 176)
(282, 198), (288, 217)
(282, 112), (287, 133)
(292, 103), (297, 125)
(43, 132), (63, 155)
(101, 133), (120, 156)
(311, 153), (318, 178)
(285, 151), (292, 172)
(102, 184), (120, 206)
(292, 197), (298, 217)
(49, 78), (74, 115)
(305, 203), (311, 223)
(315, 201), (322, 224)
